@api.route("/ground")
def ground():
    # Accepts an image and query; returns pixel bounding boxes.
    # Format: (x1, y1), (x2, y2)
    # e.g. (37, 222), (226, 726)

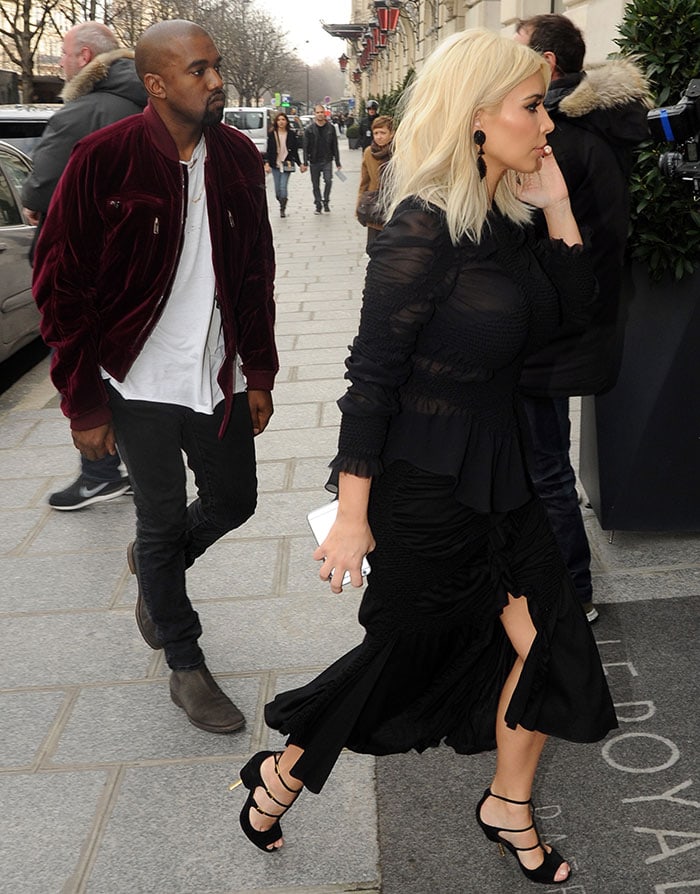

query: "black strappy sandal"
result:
(475, 787), (570, 884)
(230, 751), (302, 852)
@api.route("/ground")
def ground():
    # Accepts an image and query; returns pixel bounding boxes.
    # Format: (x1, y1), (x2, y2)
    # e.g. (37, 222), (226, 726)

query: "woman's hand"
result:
(313, 514), (375, 593)
(515, 148), (583, 246)
(514, 147), (569, 210)
(264, 162), (271, 174)
(314, 473), (374, 593)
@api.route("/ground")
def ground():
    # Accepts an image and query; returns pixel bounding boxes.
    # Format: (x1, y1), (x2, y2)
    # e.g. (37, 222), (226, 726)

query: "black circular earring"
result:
(473, 130), (487, 180)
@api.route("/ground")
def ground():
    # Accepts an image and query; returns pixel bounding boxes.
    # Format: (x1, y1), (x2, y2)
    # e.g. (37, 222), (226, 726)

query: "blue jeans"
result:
(108, 385), (258, 669)
(272, 168), (292, 199)
(52, 342), (122, 483)
(310, 162), (332, 208)
(521, 395), (593, 604)
(81, 451), (123, 482)
(271, 167), (291, 201)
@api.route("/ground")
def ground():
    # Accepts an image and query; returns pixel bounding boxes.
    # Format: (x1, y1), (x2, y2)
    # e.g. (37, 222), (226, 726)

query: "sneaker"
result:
(582, 601), (599, 623)
(323, 203), (330, 212)
(314, 205), (322, 214)
(48, 474), (131, 510)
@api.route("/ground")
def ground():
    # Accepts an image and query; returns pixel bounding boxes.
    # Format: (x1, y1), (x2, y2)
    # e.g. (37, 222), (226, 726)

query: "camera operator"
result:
(515, 14), (651, 624)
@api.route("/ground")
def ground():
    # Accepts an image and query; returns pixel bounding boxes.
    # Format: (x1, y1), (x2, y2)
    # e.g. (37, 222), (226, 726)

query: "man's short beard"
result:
(203, 106), (223, 127)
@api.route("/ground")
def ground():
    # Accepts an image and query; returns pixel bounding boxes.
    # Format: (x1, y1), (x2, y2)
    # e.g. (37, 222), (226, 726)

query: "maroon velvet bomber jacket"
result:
(32, 102), (278, 434)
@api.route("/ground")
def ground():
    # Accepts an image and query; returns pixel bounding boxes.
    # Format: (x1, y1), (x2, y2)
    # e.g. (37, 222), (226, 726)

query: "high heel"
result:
(230, 751), (302, 853)
(475, 787), (569, 885)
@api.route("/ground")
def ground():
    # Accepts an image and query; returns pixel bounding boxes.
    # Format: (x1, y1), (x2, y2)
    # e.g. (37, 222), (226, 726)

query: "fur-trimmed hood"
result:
(558, 58), (652, 117)
(61, 48), (145, 107)
(546, 58), (651, 149)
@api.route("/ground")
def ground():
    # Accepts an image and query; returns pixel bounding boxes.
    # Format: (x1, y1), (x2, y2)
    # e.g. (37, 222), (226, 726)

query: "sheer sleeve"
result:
(329, 200), (454, 481)
(529, 227), (599, 331)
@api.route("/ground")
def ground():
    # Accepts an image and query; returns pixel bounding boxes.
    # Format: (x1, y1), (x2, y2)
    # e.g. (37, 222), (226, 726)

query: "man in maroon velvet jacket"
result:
(33, 20), (278, 734)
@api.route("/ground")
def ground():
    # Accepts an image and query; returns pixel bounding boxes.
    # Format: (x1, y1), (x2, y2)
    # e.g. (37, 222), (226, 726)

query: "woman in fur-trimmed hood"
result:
(22, 29), (147, 216)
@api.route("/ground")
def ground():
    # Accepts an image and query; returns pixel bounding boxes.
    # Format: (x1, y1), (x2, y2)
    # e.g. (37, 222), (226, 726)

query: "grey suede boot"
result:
(127, 541), (162, 650)
(170, 664), (245, 733)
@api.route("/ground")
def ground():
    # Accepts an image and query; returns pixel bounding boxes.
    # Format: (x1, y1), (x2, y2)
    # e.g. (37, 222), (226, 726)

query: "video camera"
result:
(647, 78), (700, 196)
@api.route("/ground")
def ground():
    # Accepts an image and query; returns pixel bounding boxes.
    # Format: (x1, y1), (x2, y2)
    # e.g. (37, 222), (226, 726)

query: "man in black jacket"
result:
(23, 21), (147, 511)
(303, 104), (342, 213)
(515, 14), (650, 622)
(358, 99), (379, 150)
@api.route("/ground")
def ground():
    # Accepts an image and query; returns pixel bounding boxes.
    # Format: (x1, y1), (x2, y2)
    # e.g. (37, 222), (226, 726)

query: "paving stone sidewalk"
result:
(2, 142), (698, 894)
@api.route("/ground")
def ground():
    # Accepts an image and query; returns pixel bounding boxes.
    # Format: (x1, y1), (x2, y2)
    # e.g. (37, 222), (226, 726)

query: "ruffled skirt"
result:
(266, 461), (617, 793)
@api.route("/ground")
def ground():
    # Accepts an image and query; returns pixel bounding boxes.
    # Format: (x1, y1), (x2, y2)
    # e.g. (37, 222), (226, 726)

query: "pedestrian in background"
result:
(356, 115), (394, 250)
(33, 20), (278, 736)
(515, 14), (651, 624)
(358, 99), (379, 149)
(303, 104), (342, 214)
(24, 21), (147, 511)
(233, 30), (615, 887)
(264, 111), (306, 218)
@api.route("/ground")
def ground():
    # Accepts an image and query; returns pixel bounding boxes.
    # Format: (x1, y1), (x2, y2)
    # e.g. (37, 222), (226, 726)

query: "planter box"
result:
(348, 137), (360, 149)
(579, 263), (700, 531)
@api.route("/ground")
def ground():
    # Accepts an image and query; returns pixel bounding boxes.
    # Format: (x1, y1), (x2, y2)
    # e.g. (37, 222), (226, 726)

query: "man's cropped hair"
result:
(517, 14), (586, 75)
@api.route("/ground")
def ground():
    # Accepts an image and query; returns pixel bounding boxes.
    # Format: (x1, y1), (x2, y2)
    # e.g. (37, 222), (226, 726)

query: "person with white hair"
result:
(24, 21), (147, 510)
(233, 29), (616, 886)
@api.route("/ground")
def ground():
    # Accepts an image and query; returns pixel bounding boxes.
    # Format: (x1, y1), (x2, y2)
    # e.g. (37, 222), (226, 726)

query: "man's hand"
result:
(247, 390), (273, 435)
(72, 423), (116, 460)
(23, 208), (41, 226)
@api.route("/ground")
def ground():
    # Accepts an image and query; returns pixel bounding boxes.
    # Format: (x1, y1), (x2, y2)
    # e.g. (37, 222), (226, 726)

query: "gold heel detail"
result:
(497, 842), (506, 857)
(229, 778), (243, 791)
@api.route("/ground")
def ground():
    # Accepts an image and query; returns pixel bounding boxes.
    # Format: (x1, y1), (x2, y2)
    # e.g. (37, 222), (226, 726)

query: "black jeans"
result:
(108, 385), (257, 669)
(310, 161), (332, 208)
(521, 394), (592, 604)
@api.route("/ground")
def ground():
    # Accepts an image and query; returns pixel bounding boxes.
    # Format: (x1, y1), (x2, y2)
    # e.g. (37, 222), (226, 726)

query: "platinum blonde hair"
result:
(382, 28), (551, 244)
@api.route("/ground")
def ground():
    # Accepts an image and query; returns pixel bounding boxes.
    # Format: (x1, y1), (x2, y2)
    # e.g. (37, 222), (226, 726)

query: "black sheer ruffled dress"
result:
(266, 199), (618, 793)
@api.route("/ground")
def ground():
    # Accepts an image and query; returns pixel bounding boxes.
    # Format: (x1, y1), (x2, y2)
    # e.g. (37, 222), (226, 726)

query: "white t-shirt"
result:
(105, 136), (244, 412)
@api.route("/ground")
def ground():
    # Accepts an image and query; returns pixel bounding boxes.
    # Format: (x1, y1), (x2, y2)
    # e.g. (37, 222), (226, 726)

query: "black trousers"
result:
(108, 385), (257, 669)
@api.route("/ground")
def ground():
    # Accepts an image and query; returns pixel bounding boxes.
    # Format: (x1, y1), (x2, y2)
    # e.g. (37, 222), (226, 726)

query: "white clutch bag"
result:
(306, 500), (371, 585)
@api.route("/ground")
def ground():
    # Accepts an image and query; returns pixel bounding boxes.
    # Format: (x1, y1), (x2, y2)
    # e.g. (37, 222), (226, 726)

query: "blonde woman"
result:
(234, 29), (616, 886)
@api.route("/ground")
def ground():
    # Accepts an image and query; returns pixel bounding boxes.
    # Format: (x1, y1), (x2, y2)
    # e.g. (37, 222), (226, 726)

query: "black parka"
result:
(21, 49), (147, 214)
(519, 59), (650, 397)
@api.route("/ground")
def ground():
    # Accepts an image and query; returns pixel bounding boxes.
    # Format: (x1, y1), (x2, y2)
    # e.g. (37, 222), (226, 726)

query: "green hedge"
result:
(616, 0), (700, 281)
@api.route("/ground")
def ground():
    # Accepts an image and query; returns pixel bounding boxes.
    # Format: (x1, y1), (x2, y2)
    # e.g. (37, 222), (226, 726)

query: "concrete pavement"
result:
(1, 141), (698, 894)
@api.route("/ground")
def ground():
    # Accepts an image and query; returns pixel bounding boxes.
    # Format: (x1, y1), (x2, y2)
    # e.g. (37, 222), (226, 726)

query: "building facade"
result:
(329, 0), (630, 106)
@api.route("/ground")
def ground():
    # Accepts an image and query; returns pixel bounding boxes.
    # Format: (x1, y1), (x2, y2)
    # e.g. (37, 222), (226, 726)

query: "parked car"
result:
(222, 106), (273, 155)
(0, 104), (57, 156)
(0, 140), (39, 363)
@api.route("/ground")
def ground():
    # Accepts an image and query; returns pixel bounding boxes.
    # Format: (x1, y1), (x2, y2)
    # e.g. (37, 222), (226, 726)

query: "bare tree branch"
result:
(0, 0), (63, 100)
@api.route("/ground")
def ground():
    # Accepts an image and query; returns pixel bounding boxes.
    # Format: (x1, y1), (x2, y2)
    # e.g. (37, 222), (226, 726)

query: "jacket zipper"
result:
(139, 165), (187, 342)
